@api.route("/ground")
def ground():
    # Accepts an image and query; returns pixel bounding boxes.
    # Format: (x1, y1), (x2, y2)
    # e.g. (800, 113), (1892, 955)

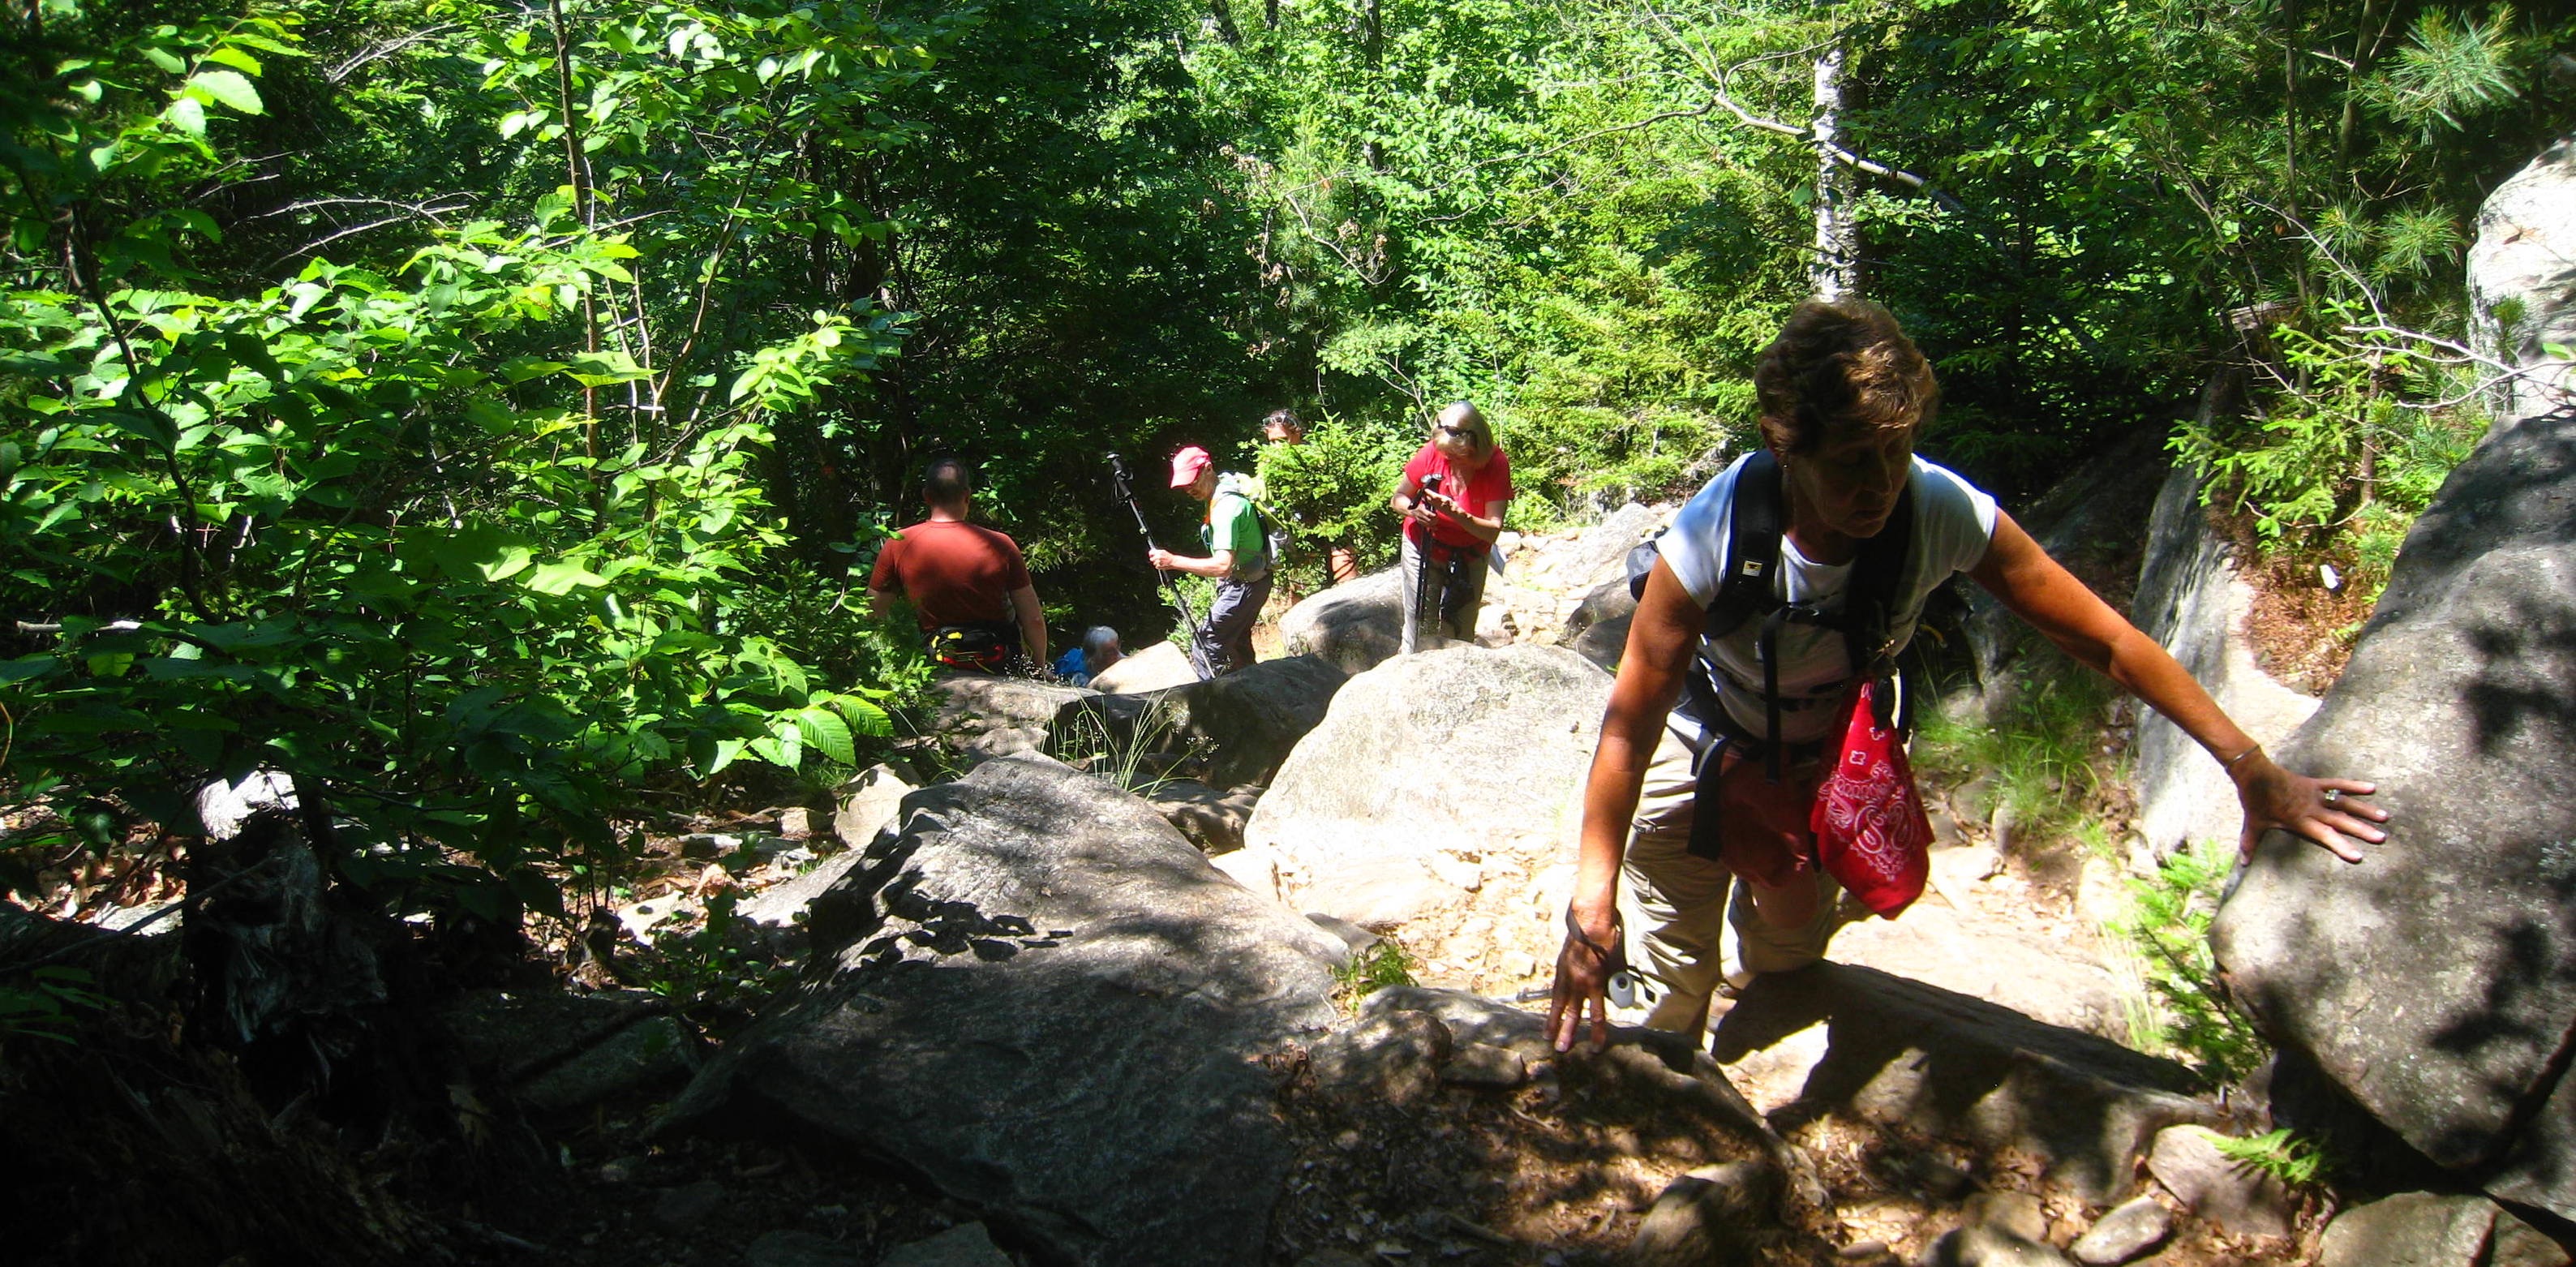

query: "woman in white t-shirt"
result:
(1547, 300), (2393, 1050)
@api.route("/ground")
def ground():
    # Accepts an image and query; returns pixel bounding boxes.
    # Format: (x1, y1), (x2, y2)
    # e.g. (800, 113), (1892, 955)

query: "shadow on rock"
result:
(656, 754), (1346, 1267)
(1713, 963), (2216, 1204)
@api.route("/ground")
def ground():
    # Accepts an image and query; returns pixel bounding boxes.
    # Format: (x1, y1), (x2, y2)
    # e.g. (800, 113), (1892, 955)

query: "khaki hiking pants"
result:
(1616, 715), (1844, 1037)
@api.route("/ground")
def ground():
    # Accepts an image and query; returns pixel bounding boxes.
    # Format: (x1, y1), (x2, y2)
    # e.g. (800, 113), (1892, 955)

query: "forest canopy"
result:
(2, 0), (2569, 920)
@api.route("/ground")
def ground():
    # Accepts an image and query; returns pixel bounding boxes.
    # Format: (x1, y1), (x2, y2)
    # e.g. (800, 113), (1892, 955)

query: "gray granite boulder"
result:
(1087, 639), (1199, 694)
(1241, 644), (1609, 929)
(2319, 1192), (2488, 1267)
(2213, 152), (2576, 1213)
(924, 675), (1094, 767)
(1278, 567), (1405, 674)
(659, 754), (1344, 1267)
(832, 762), (917, 848)
(1560, 578), (1635, 672)
(2068, 1196), (2170, 1265)
(2209, 401), (2576, 1214)
(2316, 1189), (2570, 1267)
(1056, 654), (1348, 790)
(2145, 1125), (2295, 1239)
(2468, 137), (2576, 423)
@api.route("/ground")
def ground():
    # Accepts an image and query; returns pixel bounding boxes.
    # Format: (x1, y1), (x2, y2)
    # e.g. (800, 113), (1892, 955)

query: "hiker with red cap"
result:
(1148, 445), (1273, 676)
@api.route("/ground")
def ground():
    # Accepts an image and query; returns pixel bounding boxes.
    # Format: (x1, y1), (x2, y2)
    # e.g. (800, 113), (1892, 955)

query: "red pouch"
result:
(1810, 680), (1932, 917)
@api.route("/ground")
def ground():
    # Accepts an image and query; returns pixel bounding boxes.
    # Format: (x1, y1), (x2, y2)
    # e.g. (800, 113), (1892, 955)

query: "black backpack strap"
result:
(1711, 451), (1788, 780)
(1843, 477), (1917, 729)
(1705, 449), (1784, 639)
(1659, 449), (1784, 747)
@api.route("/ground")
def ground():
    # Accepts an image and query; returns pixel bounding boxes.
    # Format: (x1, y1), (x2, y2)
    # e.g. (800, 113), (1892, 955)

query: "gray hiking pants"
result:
(1196, 572), (1269, 676)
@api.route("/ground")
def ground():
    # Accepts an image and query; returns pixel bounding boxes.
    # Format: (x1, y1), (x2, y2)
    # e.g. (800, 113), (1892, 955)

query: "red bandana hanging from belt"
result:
(1810, 680), (1933, 917)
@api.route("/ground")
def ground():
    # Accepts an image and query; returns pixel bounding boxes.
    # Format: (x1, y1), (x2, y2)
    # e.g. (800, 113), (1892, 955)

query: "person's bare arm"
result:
(1009, 584), (1046, 667)
(1423, 491), (1509, 543)
(1147, 547), (1235, 579)
(1549, 559), (1703, 1052)
(1968, 509), (2387, 861)
(868, 588), (895, 624)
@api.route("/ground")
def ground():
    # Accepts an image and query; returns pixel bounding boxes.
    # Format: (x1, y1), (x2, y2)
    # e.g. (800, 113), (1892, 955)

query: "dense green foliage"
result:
(4, 0), (2569, 935)
(1, 1), (931, 921)
(1253, 411), (1413, 580)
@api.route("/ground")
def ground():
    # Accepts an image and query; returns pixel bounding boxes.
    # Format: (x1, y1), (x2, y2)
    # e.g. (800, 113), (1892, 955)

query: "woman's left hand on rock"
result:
(2235, 756), (2388, 863)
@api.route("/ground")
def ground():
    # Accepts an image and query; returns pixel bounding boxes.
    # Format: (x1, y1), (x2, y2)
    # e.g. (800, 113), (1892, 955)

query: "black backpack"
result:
(1627, 449), (1917, 782)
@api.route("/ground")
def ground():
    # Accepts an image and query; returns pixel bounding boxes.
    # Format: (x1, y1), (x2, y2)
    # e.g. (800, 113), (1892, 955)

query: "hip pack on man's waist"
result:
(929, 621), (1016, 671)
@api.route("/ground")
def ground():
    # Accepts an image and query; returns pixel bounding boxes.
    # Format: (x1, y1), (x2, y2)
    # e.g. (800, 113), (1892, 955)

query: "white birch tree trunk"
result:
(1810, 42), (1861, 301)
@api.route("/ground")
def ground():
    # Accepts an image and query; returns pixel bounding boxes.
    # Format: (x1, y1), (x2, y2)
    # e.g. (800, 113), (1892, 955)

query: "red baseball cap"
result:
(1169, 446), (1213, 487)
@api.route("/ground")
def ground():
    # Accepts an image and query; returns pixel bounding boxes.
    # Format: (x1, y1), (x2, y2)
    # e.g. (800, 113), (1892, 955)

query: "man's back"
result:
(869, 519), (1029, 629)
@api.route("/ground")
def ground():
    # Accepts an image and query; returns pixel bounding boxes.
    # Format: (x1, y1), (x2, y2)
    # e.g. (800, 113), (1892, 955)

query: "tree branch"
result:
(1703, 75), (1964, 213)
(1629, 1), (1963, 214)
(1472, 101), (1716, 169)
(328, 24), (457, 84)
(1277, 187), (1388, 288)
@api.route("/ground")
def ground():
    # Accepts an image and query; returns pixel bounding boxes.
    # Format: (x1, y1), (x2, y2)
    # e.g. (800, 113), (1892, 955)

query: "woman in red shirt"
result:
(1389, 402), (1513, 653)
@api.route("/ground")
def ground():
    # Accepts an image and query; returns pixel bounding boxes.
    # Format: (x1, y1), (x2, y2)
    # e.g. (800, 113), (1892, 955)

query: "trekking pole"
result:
(1410, 473), (1444, 652)
(1107, 453), (1215, 680)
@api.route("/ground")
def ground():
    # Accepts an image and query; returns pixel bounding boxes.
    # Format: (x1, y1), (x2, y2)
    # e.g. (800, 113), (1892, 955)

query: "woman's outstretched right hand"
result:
(1547, 905), (1620, 1053)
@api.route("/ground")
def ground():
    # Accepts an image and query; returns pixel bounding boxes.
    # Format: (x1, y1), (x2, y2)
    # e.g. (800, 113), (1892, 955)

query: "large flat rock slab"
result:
(660, 754), (1345, 1267)
(1825, 894), (2126, 1042)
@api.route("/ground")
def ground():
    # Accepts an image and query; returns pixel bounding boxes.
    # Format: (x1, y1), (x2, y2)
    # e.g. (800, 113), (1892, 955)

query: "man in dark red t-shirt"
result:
(868, 457), (1047, 672)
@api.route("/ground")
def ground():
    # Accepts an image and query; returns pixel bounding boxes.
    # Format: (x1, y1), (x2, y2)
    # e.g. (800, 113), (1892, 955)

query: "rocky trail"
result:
(15, 135), (2576, 1267)
(24, 427), (2570, 1267)
(22, 438), (2564, 1267)
(472, 483), (2355, 1264)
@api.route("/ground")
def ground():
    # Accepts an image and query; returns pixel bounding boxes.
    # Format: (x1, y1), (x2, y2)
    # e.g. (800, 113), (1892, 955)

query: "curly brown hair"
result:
(1752, 299), (1937, 456)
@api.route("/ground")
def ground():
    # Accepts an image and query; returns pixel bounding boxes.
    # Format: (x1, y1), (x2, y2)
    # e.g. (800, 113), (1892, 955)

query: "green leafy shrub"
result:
(2169, 316), (2488, 600)
(1256, 412), (1417, 583)
(2110, 838), (2268, 1085)
(634, 889), (796, 1037)
(1330, 937), (1417, 1012)
(0, 0), (928, 926)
